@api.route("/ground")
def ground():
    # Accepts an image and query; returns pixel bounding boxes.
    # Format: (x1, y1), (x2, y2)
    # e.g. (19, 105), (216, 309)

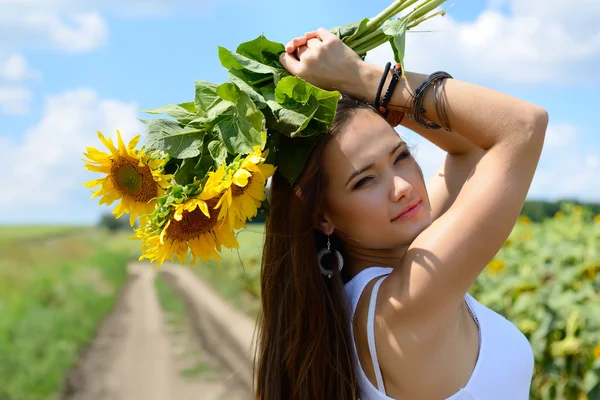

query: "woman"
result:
(254, 27), (548, 399)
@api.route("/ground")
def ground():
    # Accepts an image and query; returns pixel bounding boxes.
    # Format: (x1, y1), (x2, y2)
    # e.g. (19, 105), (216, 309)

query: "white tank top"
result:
(344, 267), (534, 400)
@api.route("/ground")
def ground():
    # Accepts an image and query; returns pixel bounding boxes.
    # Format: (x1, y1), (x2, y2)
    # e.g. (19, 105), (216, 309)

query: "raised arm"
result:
(280, 28), (548, 314)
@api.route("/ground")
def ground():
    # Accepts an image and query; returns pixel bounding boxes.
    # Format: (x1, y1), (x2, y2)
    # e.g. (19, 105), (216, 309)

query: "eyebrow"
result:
(345, 142), (406, 187)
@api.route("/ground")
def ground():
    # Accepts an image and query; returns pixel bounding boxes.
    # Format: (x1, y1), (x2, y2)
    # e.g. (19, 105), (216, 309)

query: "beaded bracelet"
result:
(379, 63), (402, 117)
(374, 62), (392, 115)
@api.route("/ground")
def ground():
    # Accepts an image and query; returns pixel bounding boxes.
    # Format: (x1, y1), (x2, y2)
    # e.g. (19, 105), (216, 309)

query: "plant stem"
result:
(354, 33), (390, 56)
(348, 29), (383, 51)
(350, 0), (445, 50)
(407, 9), (446, 29)
(362, 0), (410, 38)
(409, 0), (446, 23)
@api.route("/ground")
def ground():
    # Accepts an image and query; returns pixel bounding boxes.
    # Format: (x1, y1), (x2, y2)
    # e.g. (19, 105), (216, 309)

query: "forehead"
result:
(322, 109), (405, 179)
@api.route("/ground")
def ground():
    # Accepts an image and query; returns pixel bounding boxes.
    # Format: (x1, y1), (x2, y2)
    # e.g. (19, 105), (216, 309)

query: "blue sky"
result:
(1, 0), (599, 224)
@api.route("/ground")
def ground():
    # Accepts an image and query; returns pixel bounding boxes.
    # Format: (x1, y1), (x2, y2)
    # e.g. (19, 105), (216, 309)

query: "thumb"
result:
(279, 52), (301, 75)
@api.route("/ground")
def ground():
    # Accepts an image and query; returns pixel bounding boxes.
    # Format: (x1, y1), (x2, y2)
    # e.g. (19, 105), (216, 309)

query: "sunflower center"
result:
(110, 156), (157, 202)
(167, 200), (219, 241)
(232, 175), (253, 197)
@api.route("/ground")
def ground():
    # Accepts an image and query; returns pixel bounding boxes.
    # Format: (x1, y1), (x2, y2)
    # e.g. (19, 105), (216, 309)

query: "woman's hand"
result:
(279, 28), (365, 93)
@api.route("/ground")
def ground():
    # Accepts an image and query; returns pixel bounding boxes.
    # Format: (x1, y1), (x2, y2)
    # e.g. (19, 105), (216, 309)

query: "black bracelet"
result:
(411, 71), (453, 130)
(374, 62), (391, 113)
(380, 63), (402, 117)
(434, 78), (452, 132)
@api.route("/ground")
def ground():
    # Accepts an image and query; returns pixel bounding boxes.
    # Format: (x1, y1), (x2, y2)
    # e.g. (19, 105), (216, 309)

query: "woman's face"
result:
(320, 109), (432, 251)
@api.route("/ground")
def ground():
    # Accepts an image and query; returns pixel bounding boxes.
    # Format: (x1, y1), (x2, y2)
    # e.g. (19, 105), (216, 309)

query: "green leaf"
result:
(214, 82), (266, 154)
(330, 18), (370, 44)
(270, 76), (341, 138)
(145, 119), (206, 159)
(382, 17), (409, 70)
(178, 102), (197, 113)
(236, 34), (285, 68)
(208, 140), (228, 167)
(195, 80), (220, 113)
(228, 68), (267, 108)
(276, 134), (321, 185)
(142, 104), (194, 121)
(173, 144), (215, 185)
(218, 46), (286, 85)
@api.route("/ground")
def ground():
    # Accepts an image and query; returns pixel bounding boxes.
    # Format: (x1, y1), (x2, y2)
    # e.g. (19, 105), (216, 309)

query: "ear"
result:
(315, 211), (335, 236)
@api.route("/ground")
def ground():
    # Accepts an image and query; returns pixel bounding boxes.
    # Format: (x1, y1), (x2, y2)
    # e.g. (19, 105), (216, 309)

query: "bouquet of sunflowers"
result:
(82, 0), (447, 267)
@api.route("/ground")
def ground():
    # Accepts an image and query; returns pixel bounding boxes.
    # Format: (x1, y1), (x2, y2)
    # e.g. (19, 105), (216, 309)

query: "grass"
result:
(155, 274), (216, 379)
(0, 226), (139, 400)
(0, 225), (90, 242)
(191, 223), (265, 319)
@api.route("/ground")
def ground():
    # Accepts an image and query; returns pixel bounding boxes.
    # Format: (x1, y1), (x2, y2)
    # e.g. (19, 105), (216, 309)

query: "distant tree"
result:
(521, 199), (600, 221)
(97, 213), (133, 232)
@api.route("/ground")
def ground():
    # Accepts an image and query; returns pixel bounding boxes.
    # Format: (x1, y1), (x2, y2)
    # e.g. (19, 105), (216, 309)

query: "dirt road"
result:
(62, 262), (251, 400)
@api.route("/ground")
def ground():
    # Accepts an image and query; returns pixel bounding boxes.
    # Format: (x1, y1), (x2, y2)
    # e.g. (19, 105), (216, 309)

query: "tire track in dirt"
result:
(62, 262), (251, 400)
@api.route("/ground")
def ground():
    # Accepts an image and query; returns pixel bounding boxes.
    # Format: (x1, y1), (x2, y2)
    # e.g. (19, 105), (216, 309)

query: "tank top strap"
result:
(367, 275), (388, 394)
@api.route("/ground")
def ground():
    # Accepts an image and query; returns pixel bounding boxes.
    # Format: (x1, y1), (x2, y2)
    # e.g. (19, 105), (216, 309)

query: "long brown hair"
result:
(254, 96), (378, 399)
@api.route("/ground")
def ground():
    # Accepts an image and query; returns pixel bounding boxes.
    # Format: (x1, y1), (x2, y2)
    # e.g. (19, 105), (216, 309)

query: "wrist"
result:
(335, 61), (382, 103)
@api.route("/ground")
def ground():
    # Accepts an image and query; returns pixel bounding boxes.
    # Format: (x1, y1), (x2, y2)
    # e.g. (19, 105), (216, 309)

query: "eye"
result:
(353, 151), (411, 190)
(395, 150), (411, 164)
(353, 176), (372, 189)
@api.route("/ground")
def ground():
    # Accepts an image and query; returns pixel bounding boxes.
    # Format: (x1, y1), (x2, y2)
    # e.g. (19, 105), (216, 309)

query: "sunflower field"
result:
(469, 203), (600, 399)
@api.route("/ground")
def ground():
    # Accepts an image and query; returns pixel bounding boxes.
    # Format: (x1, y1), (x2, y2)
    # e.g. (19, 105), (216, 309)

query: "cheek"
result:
(327, 188), (390, 232)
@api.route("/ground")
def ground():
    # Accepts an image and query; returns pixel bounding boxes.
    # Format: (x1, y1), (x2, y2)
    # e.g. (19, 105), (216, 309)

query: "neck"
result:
(343, 244), (409, 280)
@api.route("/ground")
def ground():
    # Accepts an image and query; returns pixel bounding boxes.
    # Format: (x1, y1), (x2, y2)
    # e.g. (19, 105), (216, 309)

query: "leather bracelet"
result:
(374, 62), (391, 114)
(379, 63), (402, 117)
(412, 71), (453, 130)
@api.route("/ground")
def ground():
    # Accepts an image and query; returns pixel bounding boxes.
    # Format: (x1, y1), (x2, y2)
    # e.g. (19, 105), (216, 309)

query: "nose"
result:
(391, 174), (412, 202)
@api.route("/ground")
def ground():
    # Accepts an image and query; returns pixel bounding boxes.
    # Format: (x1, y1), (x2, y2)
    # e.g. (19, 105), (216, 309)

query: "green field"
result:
(0, 226), (139, 400)
(192, 223), (264, 318)
(0, 225), (89, 242)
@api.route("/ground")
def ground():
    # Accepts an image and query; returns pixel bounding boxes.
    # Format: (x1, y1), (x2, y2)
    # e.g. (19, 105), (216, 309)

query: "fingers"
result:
(305, 38), (322, 49)
(285, 36), (309, 53)
(305, 31), (319, 40)
(296, 45), (310, 59)
(286, 28), (331, 53)
(315, 27), (338, 43)
(279, 51), (301, 75)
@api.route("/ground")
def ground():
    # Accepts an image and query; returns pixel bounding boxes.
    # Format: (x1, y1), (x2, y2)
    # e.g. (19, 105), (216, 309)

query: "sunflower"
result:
(215, 146), (276, 227)
(83, 130), (172, 226)
(137, 196), (239, 266)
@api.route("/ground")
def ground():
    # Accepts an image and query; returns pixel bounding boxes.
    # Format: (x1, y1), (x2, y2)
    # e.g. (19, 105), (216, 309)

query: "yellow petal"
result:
(174, 206), (184, 221)
(259, 163), (276, 179)
(84, 178), (105, 188)
(97, 131), (118, 155)
(159, 222), (170, 245)
(127, 134), (141, 153)
(197, 200), (209, 217)
(116, 130), (127, 154)
(233, 169), (251, 187)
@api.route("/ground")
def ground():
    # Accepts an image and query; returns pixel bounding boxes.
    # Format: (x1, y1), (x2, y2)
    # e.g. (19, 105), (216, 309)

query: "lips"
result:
(391, 199), (422, 221)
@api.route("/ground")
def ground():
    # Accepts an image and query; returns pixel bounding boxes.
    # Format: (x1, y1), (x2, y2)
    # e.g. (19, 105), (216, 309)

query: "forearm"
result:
(399, 113), (482, 155)
(346, 64), (547, 150)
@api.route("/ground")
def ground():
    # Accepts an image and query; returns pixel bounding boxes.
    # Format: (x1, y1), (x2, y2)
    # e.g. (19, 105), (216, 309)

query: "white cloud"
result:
(365, 0), (600, 84)
(543, 123), (578, 150)
(1, 89), (144, 207)
(0, 54), (41, 82)
(0, 10), (108, 53)
(529, 124), (600, 201)
(0, 87), (32, 115)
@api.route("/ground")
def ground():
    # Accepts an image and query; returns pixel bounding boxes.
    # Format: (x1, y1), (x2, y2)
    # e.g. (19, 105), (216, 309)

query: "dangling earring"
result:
(318, 235), (344, 279)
